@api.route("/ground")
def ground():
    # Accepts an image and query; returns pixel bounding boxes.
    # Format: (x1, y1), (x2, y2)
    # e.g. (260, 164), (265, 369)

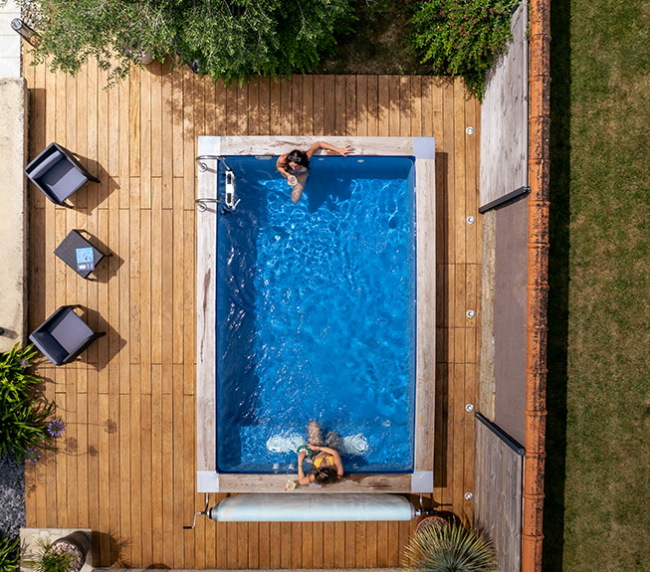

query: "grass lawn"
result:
(544, 0), (650, 568)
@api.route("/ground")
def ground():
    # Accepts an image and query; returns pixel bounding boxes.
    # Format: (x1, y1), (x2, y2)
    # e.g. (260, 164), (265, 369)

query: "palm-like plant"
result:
(403, 519), (498, 572)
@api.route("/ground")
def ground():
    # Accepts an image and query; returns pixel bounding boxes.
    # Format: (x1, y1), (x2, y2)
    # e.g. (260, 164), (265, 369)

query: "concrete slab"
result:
(0, 78), (27, 352)
(0, 0), (21, 78)
(0, 57), (19, 77)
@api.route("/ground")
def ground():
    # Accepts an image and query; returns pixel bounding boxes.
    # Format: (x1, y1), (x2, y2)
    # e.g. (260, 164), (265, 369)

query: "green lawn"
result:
(544, 0), (650, 569)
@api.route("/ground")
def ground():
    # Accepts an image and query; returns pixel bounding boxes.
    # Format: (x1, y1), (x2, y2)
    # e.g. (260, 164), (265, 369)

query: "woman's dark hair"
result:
(314, 466), (339, 485)
(286, 149), (310, 169)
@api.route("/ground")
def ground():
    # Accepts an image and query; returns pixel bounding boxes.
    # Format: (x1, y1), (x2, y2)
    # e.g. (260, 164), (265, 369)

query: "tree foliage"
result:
(409, 0), (520, 99)
(16, 0), (354, 83)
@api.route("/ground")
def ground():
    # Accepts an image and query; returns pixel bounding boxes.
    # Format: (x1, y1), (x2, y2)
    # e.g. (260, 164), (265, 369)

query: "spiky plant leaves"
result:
(403, 519), (498, 572)
(0, 535), (20, 572)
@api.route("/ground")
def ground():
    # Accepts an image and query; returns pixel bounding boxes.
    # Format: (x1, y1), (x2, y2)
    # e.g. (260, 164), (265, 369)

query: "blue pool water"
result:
(215, 155), (416, 474)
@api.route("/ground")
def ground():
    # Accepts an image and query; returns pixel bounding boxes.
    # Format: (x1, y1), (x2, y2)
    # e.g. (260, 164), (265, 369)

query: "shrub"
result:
(410, 0), (520, 99)
(402, 519), (498, 572)
(28, 541), (76, 572)
(0, 345), (60, 463)
(14, 0), (354, 84)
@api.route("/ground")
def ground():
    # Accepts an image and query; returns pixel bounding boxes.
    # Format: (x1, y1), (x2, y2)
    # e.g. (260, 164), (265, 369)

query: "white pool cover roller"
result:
(209, 493), (414, 522)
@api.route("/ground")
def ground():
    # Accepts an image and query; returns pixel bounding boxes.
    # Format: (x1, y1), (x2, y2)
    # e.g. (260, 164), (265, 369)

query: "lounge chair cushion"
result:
(28, 149), (63, 179)
(29, 331), (68, 365)
(48, 310), (95, 354)
(39, 160), (88, 202)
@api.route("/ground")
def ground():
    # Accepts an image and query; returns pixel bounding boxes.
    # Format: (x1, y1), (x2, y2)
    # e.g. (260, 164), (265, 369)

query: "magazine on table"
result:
(75, 247), (95, 272)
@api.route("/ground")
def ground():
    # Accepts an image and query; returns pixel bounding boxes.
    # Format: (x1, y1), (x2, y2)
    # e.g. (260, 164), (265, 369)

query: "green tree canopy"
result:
(18, 0), (354, 83)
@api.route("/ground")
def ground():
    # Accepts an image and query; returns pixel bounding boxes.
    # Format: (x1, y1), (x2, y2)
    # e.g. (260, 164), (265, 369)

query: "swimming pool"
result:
(196, 137), (436, 494)
(215, 155), (416, 474)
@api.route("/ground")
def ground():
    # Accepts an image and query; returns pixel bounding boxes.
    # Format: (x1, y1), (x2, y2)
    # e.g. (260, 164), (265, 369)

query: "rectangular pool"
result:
(196, 136), (435, 494)
(215, 156), (416, 474)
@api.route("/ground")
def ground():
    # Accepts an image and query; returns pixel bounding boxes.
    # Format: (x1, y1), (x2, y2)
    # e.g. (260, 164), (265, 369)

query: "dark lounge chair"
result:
(24, 143), (100, 206)
(29, 306), (105, 366)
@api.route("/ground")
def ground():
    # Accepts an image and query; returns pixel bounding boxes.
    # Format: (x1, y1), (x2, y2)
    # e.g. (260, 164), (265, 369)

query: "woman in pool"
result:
(277, 141), (355, 203)
(297, 421), (344, 485)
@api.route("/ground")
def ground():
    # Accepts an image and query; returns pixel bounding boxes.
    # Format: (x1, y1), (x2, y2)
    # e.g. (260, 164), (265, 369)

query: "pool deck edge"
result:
(196, 136), (436, 494)
(196, 136), (219, 492)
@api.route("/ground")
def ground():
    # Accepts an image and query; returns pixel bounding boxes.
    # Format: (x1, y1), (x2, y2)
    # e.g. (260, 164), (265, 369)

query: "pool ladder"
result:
(195, 155), (240, 214)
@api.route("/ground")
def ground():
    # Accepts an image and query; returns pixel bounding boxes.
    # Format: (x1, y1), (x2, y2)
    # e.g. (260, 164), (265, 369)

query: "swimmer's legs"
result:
(291, 173), (309, 203)
(308, 420), (323, 446)
(325, 431), (341, 450)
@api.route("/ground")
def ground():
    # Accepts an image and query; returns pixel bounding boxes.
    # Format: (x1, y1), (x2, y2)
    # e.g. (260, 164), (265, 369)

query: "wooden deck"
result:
(23, 53), (481, 569)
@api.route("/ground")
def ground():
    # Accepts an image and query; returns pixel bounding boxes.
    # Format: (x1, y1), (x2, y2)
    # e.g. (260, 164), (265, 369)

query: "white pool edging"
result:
(196, 136), (435, 494)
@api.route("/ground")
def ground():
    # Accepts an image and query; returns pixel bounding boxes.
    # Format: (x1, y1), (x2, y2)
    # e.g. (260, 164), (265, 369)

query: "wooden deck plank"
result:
(25, 68), (481, 567)
(119, 394), (131, 561)
(140, 393), (153, 566)
(172, 70), (184, 181)
(107, 75), (120, 210)
(183, 70), (196, 212)
(183, 209), (195, 395)
(227, 521), (239, 568)
(173, 366), (185, 567)
(323, 76), (336, 135)
(248, 79), (259, 136)
(258, 78), (271, 135)
(292, 76), (303, 134)
(313, 76), (324, 135)
(140, 64), (152, 209)
(183, 394), (196, 568)
(280, 79), (292, 135)
(367, 75), (378, 137)
(303, 76), (314, 135)
(388, 76), (400, 136)
(129, 378), (142, 566)
(312, 522), (323, 568)
(355, 76), (367, 137)
(301, 522), (313, 569)
(323, 522), (334, 568)
(345, 76), (356, 136)
(140, 209), (152, 393)
(108, 387), (121, 557)
(376, 522), (388, 567)
(365, 521), (377, 567)
(399, 76), (410, 137)
(150, 180), (162, 363)
(452, 363), (467, 515)
(150, 368), (163, 565)
(453, 78), (468, 265)
(119, 75), (131, 209)
(95, 392), (108, 564)
(378, 76), (389, 137)
(150, 64), (163, 178)
(161, 208), (174, 394)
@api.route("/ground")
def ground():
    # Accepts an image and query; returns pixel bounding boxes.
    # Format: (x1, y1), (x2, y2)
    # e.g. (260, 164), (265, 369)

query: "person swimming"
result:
(297, 421), (344, 485)
(276, 141), (354, 203)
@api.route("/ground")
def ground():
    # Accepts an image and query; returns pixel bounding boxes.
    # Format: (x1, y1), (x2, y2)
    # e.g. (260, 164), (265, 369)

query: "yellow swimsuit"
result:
(313, 454), (335, 469)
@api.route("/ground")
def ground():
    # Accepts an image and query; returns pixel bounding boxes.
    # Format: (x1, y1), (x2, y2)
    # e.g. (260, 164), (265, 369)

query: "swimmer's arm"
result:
(332, 450), (345, 477)
(297, 453), (312, 485)
(306, 141), (355, 159)
(276, 154), (290, 178)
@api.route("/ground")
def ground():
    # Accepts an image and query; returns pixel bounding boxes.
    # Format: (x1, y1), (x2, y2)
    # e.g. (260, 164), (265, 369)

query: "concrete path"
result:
(0, 0), (27, 352)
